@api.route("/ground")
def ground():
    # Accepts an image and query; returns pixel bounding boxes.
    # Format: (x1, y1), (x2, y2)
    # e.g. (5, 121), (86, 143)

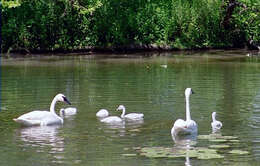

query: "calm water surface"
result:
(1, 51), (260, 165)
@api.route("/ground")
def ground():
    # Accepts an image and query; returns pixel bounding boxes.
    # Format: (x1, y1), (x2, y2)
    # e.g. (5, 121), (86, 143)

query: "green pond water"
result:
(1, 50), (260, 165)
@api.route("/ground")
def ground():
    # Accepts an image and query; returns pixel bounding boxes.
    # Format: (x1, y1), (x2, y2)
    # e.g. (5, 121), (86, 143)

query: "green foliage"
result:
(1, 0), (21, 8)
(1, 0), (101, 52)
(233, 0), (260, 42)
(1, 0), (260, 52)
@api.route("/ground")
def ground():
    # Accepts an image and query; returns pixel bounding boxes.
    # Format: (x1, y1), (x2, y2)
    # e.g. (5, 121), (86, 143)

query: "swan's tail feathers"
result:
(13, 118), (41, 126)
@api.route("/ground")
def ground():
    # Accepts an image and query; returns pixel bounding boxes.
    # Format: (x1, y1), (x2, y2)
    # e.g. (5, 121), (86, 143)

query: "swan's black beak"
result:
(191, 89), (195, 94)
(63, 96), (71, 105)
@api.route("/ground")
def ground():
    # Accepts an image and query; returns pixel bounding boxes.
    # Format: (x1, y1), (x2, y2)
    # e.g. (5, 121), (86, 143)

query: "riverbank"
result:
(3, 43), (259, 57)
(2, 48), (259, 61)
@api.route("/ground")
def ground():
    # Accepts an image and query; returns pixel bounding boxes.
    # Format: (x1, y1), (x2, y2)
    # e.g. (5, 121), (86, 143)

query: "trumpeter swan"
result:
(13, 94), (71, 126)
(96, 109), (109, 118)
(171, 88), (197, 136)
(117, 105), (144, 120)
(211, 112), (222, 132)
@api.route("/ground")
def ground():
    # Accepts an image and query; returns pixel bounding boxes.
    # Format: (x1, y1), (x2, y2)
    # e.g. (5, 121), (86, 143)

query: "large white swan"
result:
(13, 94), (71, 126)
(60, 107), (77, 116)
(171, 88), (197, 136)
(211, 112), (222, 132)
(117, 105), (144, 120)
(96, 109), (109, 118)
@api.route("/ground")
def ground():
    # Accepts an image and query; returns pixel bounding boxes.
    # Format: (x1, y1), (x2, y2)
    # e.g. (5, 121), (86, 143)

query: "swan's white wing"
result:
(125, 113), (144, 119)
(172, 119), (186, 135)
(64, 107), (77, 114)
(172, 119), (197, 136)
(60, 107), (77, 116)
(15, 111), (51, 121)
(96, 109), (109, 118)
(173, 119), (186, 127)
(100, 116), (122, 123)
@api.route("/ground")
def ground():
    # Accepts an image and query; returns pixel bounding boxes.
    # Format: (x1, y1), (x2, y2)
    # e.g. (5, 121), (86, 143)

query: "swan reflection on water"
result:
(101, 118), (144, 129)
(16, 125), (65, 155)
(172, 133), (197, 166)
(99, 118), (144, 137)
(174, 140), (195, 166)
(172, 132), (197, 146)
(126, 119), (144, 128)
(98, 120), (126, 137)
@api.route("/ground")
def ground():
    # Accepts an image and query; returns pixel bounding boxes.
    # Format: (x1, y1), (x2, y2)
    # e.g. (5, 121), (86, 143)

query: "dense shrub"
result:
(1, 0), (260, 52)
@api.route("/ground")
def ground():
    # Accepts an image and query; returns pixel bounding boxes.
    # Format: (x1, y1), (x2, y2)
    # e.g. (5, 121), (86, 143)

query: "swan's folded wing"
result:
(96, 109), (109, 118)
(16, 111), (51, 120)
(173, 119), (186, 128)
(172, 119), (190, 135)
(101, 116), (122, 123)
(125, 113), (144, 119)
(61, 108), (77, 116)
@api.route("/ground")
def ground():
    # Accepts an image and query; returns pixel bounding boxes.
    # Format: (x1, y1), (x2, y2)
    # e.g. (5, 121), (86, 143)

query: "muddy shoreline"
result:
(2, 43), (259, 58)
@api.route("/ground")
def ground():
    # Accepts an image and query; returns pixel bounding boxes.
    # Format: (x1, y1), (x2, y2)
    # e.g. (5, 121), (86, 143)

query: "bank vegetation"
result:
(2, 0), (260, 53)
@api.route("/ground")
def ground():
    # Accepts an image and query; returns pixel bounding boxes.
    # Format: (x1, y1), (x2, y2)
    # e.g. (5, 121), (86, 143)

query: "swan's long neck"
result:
(50, 97), (58, 114)
(212, 113), (216, 122)
(120, 107), (126, 118)
(185, 95), (191, 121)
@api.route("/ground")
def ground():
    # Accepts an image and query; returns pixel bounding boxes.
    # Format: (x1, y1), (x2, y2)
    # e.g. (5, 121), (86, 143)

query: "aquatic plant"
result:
(138, 146), (224, 159)
(228, 150), (249, 155)
(209, 144), (230, 149)
(128, 134), (249, 160)
(198, 134), (239, 144)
